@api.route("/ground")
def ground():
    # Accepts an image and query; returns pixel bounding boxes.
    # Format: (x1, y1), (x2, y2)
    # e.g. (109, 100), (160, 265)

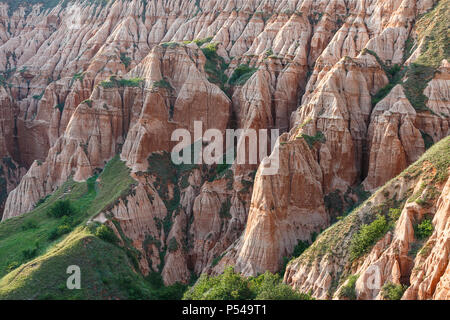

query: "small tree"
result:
(48, 200), (75, 218)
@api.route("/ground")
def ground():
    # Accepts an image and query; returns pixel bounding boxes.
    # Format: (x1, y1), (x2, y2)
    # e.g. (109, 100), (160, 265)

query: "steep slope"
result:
(284, 136), (450, 300)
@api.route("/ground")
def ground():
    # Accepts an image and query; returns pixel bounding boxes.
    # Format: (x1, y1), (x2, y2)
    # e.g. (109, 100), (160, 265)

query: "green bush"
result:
(201, 43), (219, 60)
(228, 64), (258, 85)
(297, 131), (326, 148)
(338, 275), (358, 300)
(183, 267), (312, 300)
(6, 261), (20, 273)
(414, 218), (434, 240)
(193, 37), (213, 47)
(146, 272), (165, 288)
(388, 208), (402, 221)
(381, 282), (407, 300)
(95, 224), (119, 244)
(167, 237), (179, 252)
(250, 272), (313, 300)
(47, 200), (75, 218)
(100, 76), (144, 88)
(21, 243), (39, 260)
(48, 224), (72, 241)
(153, 79), (172, 89)
(281, 239), (311, 276)
(155, 282), (188, 300)
(34, 194), (50, 208)
(420, 130), (434, 150)
(349, 215), (390, 261)
(120, 52), (132, 69)
(219, 198), (232, 218)
(21, 220), (38, 231)
(183, 267), (253, 300)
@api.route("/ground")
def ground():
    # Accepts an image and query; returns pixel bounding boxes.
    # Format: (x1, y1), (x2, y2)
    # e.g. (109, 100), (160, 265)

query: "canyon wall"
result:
(0, 0), (448, 297)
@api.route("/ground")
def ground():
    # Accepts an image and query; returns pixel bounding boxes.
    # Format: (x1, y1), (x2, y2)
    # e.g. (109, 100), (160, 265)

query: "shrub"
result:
(420, 130), (434, 150)
(388, 208), (402, 221)
(201, 43), (219, 60)
(183, 267), (253, 300)
(338, 275), (359, 300)
(155, 282), (188, 300)
(100, 76), (144, 88)
(146, 272), (164, 288)
(211, 253), (225, 267)
(153, 79), (172, 89)
(250, 272), (313, 300)
(219, 198), (232, 218)
(72, 72), (84, 82)
(228, 64), (258, 85)
(349, 215), (390, 261)
(297, 131), (326, 148)
(82, 99), (93, 107)
(183, 267), (312, 300)
(324, 190), (343, 217)
(6, 261), (21, 273)
(95, 224), (119, 244)
(193, 37), (213, 47)
(120, 52), (132, 69)
(48, 200), (75, 218)
(22, 220), (38, 231)
(21, 247), (38, 260)
(414, 218), (434, 240)
(381, 282), (407, 300)
(281, 239), (311, 276)
(167, 237), (179, 252)
(48, 224), (72, 241)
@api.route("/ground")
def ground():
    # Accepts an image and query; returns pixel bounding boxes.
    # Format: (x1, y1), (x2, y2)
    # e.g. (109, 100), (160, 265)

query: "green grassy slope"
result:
(0, 227), (155, 299)
(0, 156), (135, 279)
(0, 156), (175, 299)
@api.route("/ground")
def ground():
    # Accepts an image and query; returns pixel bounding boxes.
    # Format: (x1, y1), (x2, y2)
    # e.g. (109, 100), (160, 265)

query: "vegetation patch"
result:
(349, 215), (390, 261)
(296, 131), (326, 148)
(281, 239), (310, 276)
(381, 282), (407, 300)
(201, 42), (229, 91)
(228, 64), (258, 86)
(0, 156), (133, 279)
(119, 52), (132, 69)
(403, 0), (449, 111)
(183, 267), (313, 300)
(420, 130), (434, 150)
(219, 198), (232, 219)
(153, 79), (172, 89)
(338, 274), (359, 300)
(414, 218), (434, 240)
(100, 76), (144, 88)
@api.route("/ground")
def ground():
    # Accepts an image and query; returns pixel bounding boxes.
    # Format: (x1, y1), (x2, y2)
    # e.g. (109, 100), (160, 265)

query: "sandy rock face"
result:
(285, 137), (450, 300)
(403, 175), (450, 300)
(2, 43), (231, 220)
(291, 53), (389, 193)
(121, 44), (231, 172)
(363, 85), (425, 190)
(213, 134), (328, 276)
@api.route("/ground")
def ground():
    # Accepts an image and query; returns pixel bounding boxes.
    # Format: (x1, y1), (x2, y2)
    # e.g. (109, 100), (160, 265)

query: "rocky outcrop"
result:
(284, 137), (450, 300)
(291, 52), (388, 193)
(363, 85), (425, 190)
(213, 133), (328, 276)
(2, 43), (231, 220)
